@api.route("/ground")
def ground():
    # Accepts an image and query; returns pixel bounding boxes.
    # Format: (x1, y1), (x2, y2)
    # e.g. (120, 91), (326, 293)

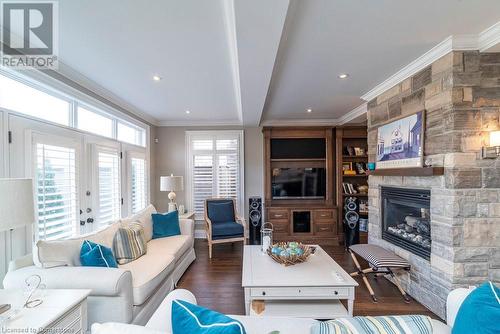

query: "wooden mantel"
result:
(366, 167), (444, 177)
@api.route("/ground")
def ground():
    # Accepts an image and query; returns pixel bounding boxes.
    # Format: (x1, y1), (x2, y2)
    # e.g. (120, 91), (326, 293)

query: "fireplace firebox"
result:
(381, 186), (431, 260)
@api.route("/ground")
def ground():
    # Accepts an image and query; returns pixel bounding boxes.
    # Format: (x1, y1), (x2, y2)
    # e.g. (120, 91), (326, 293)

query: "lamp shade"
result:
(0, 178), (35, 232)
(490, 131), (500, 147)
(160, 175), (184, 192)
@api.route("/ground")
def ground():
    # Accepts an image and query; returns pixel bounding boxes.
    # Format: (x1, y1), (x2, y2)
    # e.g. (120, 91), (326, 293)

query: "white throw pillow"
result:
(35, 221), (121, 267)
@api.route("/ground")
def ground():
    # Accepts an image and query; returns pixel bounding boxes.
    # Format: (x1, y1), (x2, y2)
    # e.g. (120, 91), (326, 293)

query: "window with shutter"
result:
(131, 157), (147, 214)
(186, 131), (244, 220)
(36, 143), (78, 240)
(96, 151), (121, 226)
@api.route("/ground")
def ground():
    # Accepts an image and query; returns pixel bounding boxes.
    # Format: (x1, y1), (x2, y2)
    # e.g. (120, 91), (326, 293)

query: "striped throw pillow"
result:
(311, 315), (433, 334)
(113, 223), (147, 264)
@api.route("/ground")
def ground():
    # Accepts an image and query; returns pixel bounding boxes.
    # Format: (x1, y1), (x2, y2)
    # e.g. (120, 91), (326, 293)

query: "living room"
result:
(0, 1), (499, 334)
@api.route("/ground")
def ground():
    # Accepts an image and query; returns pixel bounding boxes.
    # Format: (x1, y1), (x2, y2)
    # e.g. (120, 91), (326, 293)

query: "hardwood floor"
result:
(177, 240), (438, 319)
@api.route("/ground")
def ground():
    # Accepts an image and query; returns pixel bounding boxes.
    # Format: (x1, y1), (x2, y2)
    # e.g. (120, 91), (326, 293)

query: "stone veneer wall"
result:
(367, 51), (500, 318)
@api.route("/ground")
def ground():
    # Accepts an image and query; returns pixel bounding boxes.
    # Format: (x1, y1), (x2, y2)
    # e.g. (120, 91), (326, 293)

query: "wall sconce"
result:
(481, 130), (500, 159)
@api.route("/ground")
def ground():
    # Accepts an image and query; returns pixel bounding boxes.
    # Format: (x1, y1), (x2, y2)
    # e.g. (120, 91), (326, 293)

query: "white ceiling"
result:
(55, 0), (500, 126)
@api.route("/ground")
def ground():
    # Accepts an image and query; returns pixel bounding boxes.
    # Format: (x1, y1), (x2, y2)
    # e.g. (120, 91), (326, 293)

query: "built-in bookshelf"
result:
(336, 127), (368, 245)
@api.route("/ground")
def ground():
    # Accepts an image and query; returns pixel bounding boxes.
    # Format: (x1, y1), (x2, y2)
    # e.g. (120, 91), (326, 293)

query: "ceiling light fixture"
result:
(153, 75), (162, 81)
(306, 108), (312, 113)
(185, 110), (191, 114)
(338, 73), (349, 79)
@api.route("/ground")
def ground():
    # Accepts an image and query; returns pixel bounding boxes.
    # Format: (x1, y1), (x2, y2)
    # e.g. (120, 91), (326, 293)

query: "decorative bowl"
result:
(267, 242), (312, 266)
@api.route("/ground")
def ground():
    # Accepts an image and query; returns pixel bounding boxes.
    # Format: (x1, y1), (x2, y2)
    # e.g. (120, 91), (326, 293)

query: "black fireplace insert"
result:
(381, 186), (431, 260)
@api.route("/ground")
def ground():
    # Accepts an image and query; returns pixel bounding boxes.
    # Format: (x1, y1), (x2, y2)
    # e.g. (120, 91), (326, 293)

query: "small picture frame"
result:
(345, 146), (355, 156)
(342, 162), (353, 172)
(354, 147), (365, 156)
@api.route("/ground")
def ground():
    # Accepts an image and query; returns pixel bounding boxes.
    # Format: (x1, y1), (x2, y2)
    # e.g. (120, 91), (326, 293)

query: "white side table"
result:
(179, 211), (195, 220)
(0, 289), (90, 333)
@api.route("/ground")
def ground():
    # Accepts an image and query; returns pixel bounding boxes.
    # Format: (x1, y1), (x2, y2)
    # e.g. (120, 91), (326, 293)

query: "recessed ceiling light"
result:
(338, 73), (349, 79)
(185, 110), (191, 114)
(306, 108), (313, 113)
(152, 75), (162, 81)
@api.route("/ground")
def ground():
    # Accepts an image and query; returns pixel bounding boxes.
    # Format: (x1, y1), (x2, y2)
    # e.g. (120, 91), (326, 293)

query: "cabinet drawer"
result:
(268, 210), (289, 220)
(315, 223), (335, 236)
(313, 210), (335, 220)
(43, 304), (82, 334)
(250, 287), (349, 298)
(270, 220), (290, 234)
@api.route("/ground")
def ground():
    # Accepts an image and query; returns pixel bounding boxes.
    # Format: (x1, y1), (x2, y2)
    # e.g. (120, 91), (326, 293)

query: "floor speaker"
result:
(344, 196), (360, 247)
(249, 197), (262, 245)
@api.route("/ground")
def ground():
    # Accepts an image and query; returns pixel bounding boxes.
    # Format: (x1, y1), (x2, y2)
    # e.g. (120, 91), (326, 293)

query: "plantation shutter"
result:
(216, 139), (239, 201)
(96, 150), (121, 226)
(131, 157), (147, 214)
(36, 143), (78, 240)
(188, 132), (243, 220)
(192, 154), (214, 217)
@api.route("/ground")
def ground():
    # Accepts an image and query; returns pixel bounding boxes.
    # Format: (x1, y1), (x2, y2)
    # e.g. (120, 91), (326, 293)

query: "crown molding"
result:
(261, 118), (340, 127)
(361, 36), (455, 102)
(337, 103), (367, 125)
(157, 119), (242, 127)
(361, 21), (500, 102)
(479, 21), (500, 52)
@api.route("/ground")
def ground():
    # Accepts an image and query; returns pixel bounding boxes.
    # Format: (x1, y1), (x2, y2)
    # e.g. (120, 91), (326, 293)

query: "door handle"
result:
(87, 218), (94, 223)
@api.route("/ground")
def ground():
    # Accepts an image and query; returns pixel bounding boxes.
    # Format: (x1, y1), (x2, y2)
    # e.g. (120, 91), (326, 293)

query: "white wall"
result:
(152, 126), (263, 235)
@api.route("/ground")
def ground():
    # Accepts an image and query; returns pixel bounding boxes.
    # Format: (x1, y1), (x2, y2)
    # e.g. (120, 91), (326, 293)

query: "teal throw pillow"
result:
(152, 210), (181, 239)
(172, 299), (245, 334)
(452, 281), (500, 334)
(80, 240), (118, 268)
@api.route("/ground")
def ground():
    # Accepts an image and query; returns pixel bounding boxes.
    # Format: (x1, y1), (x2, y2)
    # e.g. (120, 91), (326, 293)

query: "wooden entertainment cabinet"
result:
(263, 127), (339, 245)
(263, 126), (368, 246)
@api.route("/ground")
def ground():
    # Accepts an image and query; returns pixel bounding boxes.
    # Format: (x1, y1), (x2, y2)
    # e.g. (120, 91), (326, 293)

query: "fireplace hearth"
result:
(381, 187), (431, 260)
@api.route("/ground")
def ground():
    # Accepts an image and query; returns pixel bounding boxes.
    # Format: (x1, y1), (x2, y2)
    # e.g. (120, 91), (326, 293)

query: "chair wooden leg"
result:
(349, 250), (378, 303)
(388, 269), (410, 303)
(209, 242), (213, 259)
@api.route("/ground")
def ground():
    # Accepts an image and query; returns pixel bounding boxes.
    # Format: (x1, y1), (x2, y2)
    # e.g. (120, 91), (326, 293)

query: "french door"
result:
(8, 113), (148, 240)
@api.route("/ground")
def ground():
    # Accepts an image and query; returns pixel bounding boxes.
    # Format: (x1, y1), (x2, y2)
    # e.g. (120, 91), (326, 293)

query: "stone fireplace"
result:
(367, 51), (500, 318)
(381, 187), (431, 260)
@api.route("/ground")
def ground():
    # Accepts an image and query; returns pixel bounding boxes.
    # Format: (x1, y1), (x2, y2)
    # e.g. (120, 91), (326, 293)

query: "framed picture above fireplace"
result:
(376, 111), (424, 169)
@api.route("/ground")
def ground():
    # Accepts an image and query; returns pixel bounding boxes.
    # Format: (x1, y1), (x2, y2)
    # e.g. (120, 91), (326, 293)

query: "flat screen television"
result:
(271, 167), (326, 199)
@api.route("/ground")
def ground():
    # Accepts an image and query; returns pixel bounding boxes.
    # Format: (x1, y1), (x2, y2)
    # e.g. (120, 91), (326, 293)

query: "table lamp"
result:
(160, 174), (184, 212)
(0, 178), (35, 260)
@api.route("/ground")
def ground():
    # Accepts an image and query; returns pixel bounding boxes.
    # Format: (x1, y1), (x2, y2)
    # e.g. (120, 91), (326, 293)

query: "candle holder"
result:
(260, 222), (273, 253)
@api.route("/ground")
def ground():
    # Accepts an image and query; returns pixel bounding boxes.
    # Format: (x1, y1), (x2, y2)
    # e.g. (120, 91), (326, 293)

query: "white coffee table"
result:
(242, 245), (358, 319)
(0, 289), (90, 333)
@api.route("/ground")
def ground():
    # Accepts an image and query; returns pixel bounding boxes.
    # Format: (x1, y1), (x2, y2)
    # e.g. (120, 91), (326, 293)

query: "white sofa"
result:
(3, 205), (196, 326)
(92, 287), (475, 334)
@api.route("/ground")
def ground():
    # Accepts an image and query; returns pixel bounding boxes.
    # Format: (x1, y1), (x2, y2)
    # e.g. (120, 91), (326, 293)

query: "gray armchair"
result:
(204, 198), (246, 258)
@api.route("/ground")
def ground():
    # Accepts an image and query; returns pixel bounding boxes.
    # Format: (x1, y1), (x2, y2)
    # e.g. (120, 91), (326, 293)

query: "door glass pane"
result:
(131, 157), (147, 213)
(0, 74), (70, 125)
(36, 143), (78, 240)
(97, 151), (121, 226)
(77, 107), (113, 138)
